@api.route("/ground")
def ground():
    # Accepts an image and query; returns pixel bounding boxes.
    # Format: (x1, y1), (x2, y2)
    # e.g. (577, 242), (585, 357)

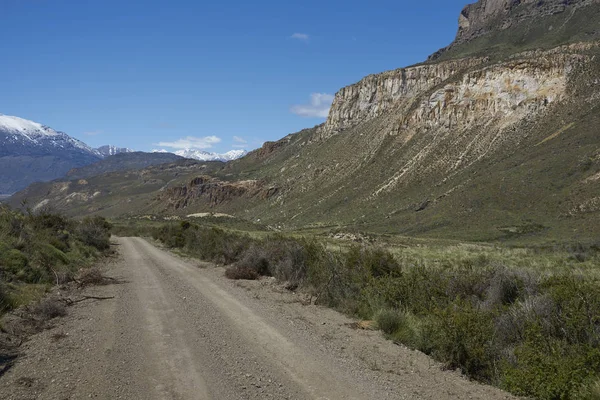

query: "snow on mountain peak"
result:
(0, 113), (100, 156)
(0, 114), (59, 138)
(95, 145), (135, 157)
(152, 148), (247, 162)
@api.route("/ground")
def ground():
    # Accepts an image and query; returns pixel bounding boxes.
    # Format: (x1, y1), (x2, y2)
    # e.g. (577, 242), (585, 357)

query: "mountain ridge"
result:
(152, 148), (247, 162)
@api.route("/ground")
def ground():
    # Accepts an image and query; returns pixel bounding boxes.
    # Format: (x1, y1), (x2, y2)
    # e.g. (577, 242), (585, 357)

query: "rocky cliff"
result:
(323, 58), (487, 135)
(455, 0), (600, 45)
(324, 47), (589, 137)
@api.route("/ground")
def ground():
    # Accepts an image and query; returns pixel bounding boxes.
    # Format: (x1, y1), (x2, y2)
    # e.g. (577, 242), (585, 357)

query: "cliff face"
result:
(323, 58), (487, 135)
(324, 49), (589, 137)
(159, 176), (278, 210)
(402, 54), (587, 131)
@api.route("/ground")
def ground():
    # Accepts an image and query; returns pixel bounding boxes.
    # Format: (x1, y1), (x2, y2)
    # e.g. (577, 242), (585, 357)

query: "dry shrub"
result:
(76, 268), (109, 287)
(235, 245), (270, 276)
(30, 298), (66, 321)
(225, 265), (259, 280)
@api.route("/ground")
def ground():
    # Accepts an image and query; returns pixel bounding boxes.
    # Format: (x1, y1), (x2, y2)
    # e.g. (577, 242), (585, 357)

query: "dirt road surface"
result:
(0, 237), (515, 399)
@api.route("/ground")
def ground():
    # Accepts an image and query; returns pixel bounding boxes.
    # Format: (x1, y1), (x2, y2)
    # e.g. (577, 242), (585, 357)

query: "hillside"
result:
(9, 159), (224, 216)
(10, 0), (600, 242)
(65, 152), (186, 180)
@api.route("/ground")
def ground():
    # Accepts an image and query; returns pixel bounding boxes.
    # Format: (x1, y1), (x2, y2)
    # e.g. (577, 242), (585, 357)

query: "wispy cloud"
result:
(156, 135), (221, 150)
(290, 93), (334, 118)
(233, 136), (247, 144)
(83, 130), (102, 136)
(291, 33), (309, 42)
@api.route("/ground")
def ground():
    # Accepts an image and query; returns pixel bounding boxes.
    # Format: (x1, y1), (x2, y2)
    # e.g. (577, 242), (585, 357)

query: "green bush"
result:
(425, 301), (497, 381)
(76, 216), (112, 250)
(345, 245), (401, 278)
(375, 309), (404, 335)
(502, 331), (600, 399)
(1, 249), (29, 273)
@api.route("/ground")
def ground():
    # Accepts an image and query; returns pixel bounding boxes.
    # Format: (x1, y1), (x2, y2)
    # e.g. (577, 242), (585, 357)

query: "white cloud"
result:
(233, 136), (247, 144)
(291, 33), (309, 41)
(290, 93), (335, 118)
(156, 135), (221, 150)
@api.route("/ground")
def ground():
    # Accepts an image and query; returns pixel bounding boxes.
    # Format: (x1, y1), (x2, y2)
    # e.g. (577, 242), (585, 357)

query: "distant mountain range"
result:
(152, 148), (247, 162)
(0, 114), (246, 194)
(95, 145), (134, 157)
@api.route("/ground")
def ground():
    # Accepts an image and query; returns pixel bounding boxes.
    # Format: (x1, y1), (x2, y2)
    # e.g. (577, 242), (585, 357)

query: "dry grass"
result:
(75, 268), (114, 288)
(30, 298), (66, 321)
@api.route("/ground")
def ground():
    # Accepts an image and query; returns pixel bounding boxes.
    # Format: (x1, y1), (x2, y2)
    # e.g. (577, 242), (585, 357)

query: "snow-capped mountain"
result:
(0, 114), (101, 158)
(0, 114), (104, 194)
(95, 145), (134, 157)
(153, 149), (247, 162)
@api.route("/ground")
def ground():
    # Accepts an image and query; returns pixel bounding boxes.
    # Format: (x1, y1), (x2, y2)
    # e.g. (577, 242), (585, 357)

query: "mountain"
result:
(9, 0), (600, 242)
(0, 114), (102, 194)
(153, 149), (247, 162)
(95, 145), (134, 157)
(65, 152), (185, 180)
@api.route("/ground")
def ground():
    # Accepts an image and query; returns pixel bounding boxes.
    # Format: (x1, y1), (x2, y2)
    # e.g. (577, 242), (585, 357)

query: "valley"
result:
(10, 39), (600, 242)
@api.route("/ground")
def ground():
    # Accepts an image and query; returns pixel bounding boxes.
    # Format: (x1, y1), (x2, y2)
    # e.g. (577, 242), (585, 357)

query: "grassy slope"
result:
(0, 207), (112, 314)
(432, 3), (600, 62)
(195, 58), (600, 243)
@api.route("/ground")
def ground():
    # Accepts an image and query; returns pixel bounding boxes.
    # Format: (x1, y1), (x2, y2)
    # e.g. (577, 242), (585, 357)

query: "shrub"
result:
(375, 309), (404, 335)
(236, 245), (270, 276)
(76, 268), (110, 287)
(344, 245), (401, 278)
(31, 298), (67, 320)
(425, 301), (497, 381)
(575, 378), (600, 400)
(0, 249), (29, 274)
(501, 333), (600, 399)
(225, 265), (260, 280)
(76, 216), (111, 250)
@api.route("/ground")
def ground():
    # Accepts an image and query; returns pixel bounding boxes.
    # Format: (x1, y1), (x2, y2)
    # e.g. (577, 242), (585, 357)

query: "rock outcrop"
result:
(323, 58), (488, 135)
(455, 0), (600, 45)
(160, 176), (278, 210)
(324, 48), (588, 137)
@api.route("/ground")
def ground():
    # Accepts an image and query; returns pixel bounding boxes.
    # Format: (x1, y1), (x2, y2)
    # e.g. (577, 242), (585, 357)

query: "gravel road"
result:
(0, 237), (516, 399)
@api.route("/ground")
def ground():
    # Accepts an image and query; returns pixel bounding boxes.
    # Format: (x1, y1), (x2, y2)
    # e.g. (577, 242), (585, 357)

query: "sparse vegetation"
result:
(144, 219), (600, 399)
(0, 205), (112, 315)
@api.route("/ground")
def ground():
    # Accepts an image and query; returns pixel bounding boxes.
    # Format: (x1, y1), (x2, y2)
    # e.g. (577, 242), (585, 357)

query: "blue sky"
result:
(1, 0), (470, 154)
